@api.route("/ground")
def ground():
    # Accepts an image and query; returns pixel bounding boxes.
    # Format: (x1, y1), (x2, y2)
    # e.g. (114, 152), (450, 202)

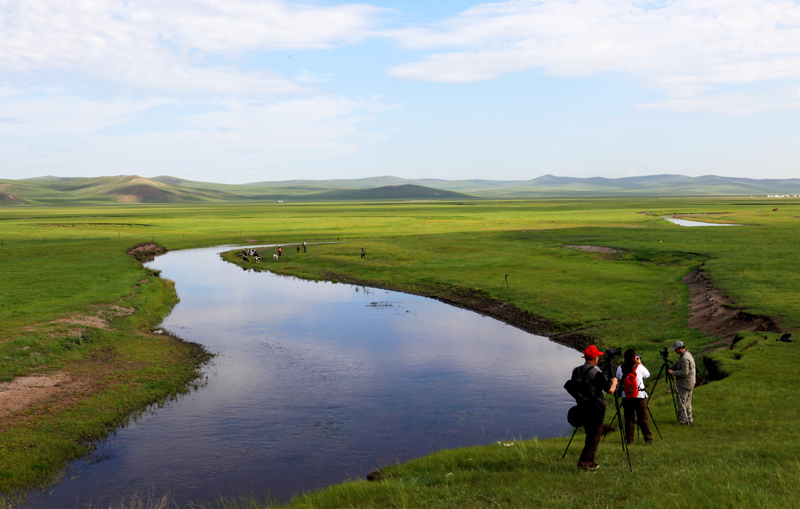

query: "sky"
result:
(1, 0), (799, 184)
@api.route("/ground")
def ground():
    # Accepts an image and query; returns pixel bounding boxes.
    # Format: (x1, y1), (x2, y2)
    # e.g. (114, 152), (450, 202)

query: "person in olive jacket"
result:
(667, 340), (696, 425)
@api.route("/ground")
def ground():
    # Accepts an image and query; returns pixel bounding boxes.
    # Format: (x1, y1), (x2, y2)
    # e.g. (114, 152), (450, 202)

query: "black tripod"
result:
(603, 355), (632, 472)
(648, 352), (681, 424)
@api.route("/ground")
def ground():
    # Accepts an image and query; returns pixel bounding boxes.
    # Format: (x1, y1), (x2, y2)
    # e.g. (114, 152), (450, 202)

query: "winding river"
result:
(30, 245), (577, 507)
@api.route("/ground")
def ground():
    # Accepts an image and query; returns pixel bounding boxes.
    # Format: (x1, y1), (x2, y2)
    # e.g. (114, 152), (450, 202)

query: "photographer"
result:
(667, 340), (696, 425)
(616, 349), (653, 444)
(571, 345), (618, 471)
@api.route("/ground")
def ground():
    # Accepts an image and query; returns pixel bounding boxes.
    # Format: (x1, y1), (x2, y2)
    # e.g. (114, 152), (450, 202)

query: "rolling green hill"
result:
(2, 175), (244, 205)
(3, 174), (800, 205)
(299, 184), (474, 201)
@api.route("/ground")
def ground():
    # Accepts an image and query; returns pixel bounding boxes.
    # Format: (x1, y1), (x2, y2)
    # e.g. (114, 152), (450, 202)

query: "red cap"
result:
(582, 345), (604, 358)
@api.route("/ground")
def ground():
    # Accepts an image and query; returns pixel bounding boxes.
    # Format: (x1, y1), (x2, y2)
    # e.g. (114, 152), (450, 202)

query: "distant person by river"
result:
(361, 248), (366, 259)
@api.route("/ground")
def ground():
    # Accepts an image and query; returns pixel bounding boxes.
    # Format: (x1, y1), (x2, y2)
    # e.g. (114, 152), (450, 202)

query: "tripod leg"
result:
(646, 398), (663, 440)
(613, 393), (632, 471)
(561, 426), (580, 459)
(649, 362), (666, 397)
(667, 373), (680, 422)
(601, 406), (620, 441)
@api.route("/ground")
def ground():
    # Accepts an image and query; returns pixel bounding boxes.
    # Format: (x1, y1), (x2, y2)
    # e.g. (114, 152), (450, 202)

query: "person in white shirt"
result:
(616, 349), (653, 444)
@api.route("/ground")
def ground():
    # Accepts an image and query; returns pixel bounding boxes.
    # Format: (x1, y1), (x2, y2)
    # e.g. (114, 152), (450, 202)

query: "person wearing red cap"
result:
(571, 345), (618, 471)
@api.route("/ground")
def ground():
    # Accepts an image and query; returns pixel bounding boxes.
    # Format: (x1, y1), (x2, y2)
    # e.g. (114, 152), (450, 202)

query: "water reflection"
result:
(30, 245), (578, 507)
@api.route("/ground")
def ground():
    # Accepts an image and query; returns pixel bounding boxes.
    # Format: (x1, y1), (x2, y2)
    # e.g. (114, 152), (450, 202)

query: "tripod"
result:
(603, 355), (632, 472)
(648, 354), (680, 424)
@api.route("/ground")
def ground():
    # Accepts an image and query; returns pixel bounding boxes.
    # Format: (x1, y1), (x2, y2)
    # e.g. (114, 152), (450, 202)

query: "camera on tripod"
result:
(660, 347), (669, 360)
(604, 347), (622, 358)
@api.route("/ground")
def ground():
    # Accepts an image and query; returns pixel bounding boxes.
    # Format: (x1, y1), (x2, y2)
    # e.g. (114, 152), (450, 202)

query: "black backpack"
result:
(566, 404), (585, 428)
(564, 365), (605, 426)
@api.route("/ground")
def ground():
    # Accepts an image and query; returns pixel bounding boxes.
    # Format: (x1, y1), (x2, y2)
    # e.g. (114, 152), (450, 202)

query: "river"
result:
(28, 244), (578, 507)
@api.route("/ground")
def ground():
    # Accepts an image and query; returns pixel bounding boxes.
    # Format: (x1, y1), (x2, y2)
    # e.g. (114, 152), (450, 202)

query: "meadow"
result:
(0, 197), (798, 507)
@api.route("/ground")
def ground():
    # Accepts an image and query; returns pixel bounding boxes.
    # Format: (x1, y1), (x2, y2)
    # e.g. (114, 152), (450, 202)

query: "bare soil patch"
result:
(1, 300), (137, 426)
(563, 244), (626, 254)
(54, 305), (135, 331)
(0, 373), (82, 421)
(127, 242), (167, 262)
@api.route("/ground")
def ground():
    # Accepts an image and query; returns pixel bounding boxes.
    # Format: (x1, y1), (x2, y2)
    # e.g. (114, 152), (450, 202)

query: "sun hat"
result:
(669, 340), (685, 351)
(582, 345), (604, 358)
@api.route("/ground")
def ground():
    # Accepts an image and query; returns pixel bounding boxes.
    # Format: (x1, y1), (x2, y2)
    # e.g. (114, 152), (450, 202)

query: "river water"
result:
(29, 245), (578, 507)
(665, 216), (742, 227)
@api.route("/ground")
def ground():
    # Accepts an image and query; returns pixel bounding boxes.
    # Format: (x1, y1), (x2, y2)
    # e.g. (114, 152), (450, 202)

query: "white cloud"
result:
(385, 0), (800, 111)
(153, 0), (386, 53)
(0, 0), (386, 96)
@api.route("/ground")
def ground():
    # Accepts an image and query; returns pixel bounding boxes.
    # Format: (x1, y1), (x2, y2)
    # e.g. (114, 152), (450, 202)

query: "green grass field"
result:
(1, 197), (798, 507)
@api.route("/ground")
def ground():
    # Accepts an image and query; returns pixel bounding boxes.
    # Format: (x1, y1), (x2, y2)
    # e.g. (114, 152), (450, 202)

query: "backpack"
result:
(564, 365), (605, 419)
(623, 365), (639, 398)
(567, 405), (585, 427)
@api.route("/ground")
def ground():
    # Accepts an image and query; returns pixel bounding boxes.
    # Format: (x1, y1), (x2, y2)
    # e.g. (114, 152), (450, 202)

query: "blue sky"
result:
(1, 0), (799, 184)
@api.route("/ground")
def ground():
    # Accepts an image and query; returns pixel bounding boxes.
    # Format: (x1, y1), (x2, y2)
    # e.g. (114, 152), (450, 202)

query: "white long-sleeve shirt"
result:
(616, 364), (650, 399)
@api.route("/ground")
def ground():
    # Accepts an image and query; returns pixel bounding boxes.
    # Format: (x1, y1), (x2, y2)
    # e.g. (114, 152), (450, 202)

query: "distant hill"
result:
(1, 175), (243, 205)
(234, 174), (800, 197)
(493, 174), (800, 198)
(240, 176), (523, 194)
(2, 174), (800, 205)
(306, 184), (473, 201)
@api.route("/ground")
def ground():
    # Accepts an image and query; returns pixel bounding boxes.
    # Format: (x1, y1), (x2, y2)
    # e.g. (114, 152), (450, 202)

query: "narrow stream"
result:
(29, 245), (578, 507)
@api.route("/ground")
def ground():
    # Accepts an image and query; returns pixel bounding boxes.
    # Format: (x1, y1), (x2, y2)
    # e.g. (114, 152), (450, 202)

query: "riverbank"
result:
(218, 229), (799, 508)
(0, 243), (211, 499)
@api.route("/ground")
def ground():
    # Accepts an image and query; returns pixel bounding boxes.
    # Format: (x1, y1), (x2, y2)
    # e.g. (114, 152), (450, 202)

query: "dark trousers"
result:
(578, 412), (604, 469)
(622, 398), (653, 443)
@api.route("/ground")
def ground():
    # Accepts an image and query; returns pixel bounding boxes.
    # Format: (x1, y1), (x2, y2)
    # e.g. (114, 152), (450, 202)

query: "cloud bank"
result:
(386, 0), (800, 112)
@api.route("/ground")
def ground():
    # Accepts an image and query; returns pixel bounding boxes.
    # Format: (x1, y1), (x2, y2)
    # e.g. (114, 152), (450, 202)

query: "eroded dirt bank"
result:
(682, 268), (781, 347)
(126, 241), (167, 262)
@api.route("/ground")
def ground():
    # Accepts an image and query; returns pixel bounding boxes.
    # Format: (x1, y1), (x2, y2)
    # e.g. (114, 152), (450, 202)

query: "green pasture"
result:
(0, 197), (799, 507)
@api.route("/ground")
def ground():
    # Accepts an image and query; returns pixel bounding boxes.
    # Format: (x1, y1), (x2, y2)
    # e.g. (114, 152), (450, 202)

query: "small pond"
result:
(29, 245), (578, 507)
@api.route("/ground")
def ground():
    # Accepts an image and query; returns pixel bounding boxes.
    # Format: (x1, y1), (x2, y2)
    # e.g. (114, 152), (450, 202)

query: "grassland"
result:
(1, 197), (799, 507)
